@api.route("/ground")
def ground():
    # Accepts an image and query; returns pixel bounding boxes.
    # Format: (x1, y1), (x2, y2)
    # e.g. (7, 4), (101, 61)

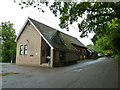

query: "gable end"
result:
(16, 18), (54, 49)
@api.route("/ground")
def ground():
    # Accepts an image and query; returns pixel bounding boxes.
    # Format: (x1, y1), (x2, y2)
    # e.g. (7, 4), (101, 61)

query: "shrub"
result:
(114, 54), (120, 64)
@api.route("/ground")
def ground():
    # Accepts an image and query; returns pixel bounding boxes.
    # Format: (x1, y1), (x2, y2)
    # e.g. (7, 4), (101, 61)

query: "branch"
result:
(90, 13), (113, 19)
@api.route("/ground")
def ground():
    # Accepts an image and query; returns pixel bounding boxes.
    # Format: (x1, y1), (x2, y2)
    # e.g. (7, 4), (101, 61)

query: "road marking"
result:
(73, 69), (83, 72)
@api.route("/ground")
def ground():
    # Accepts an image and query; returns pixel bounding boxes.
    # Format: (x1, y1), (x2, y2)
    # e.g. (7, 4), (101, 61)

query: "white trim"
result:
(28, 19), (54, 49)
(50, 48), (54, 67)
(16, 18), (54, 49)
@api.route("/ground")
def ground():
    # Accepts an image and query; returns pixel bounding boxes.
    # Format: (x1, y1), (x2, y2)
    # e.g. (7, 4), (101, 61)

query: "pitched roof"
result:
(17, 18), (87, 51)
(30, 18), (87, 51)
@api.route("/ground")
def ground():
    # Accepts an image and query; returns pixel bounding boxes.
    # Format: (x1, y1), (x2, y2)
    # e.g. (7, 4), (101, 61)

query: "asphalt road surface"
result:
(1, 57), (118, 88)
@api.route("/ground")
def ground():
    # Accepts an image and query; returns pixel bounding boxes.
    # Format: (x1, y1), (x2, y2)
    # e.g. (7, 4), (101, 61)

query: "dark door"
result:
(46, 46), (50, 63)
(59, 51), (66, 62)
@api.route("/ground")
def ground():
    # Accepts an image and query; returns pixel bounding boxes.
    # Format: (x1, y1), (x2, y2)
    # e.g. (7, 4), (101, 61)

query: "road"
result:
(1, 57), (118, 88)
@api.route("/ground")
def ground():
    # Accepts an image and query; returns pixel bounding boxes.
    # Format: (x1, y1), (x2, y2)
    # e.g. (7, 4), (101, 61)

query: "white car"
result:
(98, 53), (103, 57)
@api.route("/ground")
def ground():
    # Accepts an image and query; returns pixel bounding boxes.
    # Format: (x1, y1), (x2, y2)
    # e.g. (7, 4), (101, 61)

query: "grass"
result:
(0, 72), (19, 76)
(114, 54), (120, 64)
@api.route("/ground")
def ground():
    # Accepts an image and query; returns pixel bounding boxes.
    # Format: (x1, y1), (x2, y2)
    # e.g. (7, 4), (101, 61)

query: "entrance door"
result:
(41, 38), (51, 64)
(59, 51), (66, 62)
(46, 46), (50, 63)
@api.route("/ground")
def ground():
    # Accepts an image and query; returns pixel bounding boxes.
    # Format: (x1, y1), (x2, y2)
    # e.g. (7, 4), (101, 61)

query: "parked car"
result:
(97, 53), (104, 57)
(105, 53), (111, 57)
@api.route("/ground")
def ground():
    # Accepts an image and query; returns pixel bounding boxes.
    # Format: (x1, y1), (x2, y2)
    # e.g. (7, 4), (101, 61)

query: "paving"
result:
(1, 57), (118, 88)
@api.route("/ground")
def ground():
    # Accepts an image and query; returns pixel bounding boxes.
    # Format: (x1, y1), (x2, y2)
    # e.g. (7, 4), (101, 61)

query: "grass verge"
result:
(0, 72), (19, 76)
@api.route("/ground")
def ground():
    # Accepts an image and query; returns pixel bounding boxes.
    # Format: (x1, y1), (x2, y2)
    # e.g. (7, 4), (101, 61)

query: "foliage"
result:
(0, 21), (16, 62)
(15, 1), (120, 55)
(86, 18), (120, 55)
(86, 44), (94, 50)
(93, 18), (120, 54)
(14, 0), (49, 12)
(93, 36), (110, 54)
(107, 19), (120, 54)
(114, 54), (120, 63)
(15, 1), (120, 36)
(49, 1), (120, 37)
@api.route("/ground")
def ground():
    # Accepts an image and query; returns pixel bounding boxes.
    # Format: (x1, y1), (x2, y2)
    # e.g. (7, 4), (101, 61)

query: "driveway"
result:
(1, 57), (118, 88)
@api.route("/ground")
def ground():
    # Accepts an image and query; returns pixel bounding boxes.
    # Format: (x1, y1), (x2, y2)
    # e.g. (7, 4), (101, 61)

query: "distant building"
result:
(86, 49), (96, 59)
(16, 18), (87, 67)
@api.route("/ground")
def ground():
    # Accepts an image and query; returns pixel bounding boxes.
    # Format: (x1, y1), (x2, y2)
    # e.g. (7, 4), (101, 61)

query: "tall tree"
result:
(92, 18), (120, 54)
(0, 21), (16, 62)
(15, 1), (120, 54)
(15, 1), (120, 37)
(106, 18), (120, 54)
(50, 2), (120, 37)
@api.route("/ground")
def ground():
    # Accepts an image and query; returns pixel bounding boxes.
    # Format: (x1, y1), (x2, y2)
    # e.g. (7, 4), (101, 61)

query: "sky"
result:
(0, 0), (94, 46)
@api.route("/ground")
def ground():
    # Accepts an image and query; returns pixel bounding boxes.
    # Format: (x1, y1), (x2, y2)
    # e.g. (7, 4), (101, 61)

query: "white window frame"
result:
(24, 45), (28, 55)
(20, 45), (23, 55)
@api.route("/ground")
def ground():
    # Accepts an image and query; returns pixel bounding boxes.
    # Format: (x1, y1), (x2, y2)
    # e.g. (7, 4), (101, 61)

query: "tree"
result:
(15, 1), (120, 54)
(86, 44), (94, 50)
(50, 2), (120, 37)
(0, 21), (16, 62)
(106, 18), (120, 54)
(15, 1), (120, 37)
(49, 1), (120, 55)
(94, 36), (111, 54)
(93, 18), (120, 54)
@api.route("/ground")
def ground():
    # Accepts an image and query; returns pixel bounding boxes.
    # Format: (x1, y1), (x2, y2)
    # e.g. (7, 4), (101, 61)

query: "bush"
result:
(114, 54), (120, 63)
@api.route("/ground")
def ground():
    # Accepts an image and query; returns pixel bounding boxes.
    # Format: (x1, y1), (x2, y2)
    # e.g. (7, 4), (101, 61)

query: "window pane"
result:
(20, 45), (23, 55)
(24, 50), (27, 55)
(24, 45), (28, 55)
(20, 45), (23, 49)
(25, 45), (28, 49)
(21, 51), (23, 54)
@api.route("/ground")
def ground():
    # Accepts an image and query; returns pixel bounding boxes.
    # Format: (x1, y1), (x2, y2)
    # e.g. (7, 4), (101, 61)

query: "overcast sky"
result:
(0, 0), (94, 46)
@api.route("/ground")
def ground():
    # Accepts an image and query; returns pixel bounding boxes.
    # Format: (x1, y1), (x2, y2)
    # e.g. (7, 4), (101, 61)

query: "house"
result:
(16, 18), (87, 67)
